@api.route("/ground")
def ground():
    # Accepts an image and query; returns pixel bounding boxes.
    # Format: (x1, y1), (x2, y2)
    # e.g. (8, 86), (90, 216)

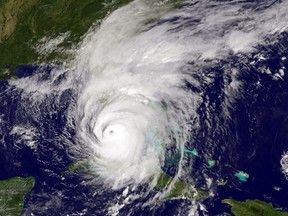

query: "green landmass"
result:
(65, 160), (100, 180)
(0, 0), (185, 78)
(0, 176), (35, 216)
(65, 160), (208, 200)
(0, 0), (133, 75)
(156, 172), (208, 200)
(222, 199), (288, 216)
(65, 160), (88, 174)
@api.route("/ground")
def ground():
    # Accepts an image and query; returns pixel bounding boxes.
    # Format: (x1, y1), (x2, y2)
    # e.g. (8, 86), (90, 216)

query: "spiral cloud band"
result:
(75, 0), (288, 189)
(75, 0), (201, 189)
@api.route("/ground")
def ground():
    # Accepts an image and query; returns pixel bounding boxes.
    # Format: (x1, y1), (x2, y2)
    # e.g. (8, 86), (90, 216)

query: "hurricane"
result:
(2, 0), (288, 215)
(75, 0), (202, 190)
(75, 0), (288, 190)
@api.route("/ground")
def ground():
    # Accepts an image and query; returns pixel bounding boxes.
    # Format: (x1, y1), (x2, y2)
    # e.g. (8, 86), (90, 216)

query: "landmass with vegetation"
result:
(156, 172), (208, 200)
(0, 176), (35, 216)
(0, 0), (133, 78)
(66, 160), (208, 200)
(0, 0), (183, 79)
(222, 198), (288, 216)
